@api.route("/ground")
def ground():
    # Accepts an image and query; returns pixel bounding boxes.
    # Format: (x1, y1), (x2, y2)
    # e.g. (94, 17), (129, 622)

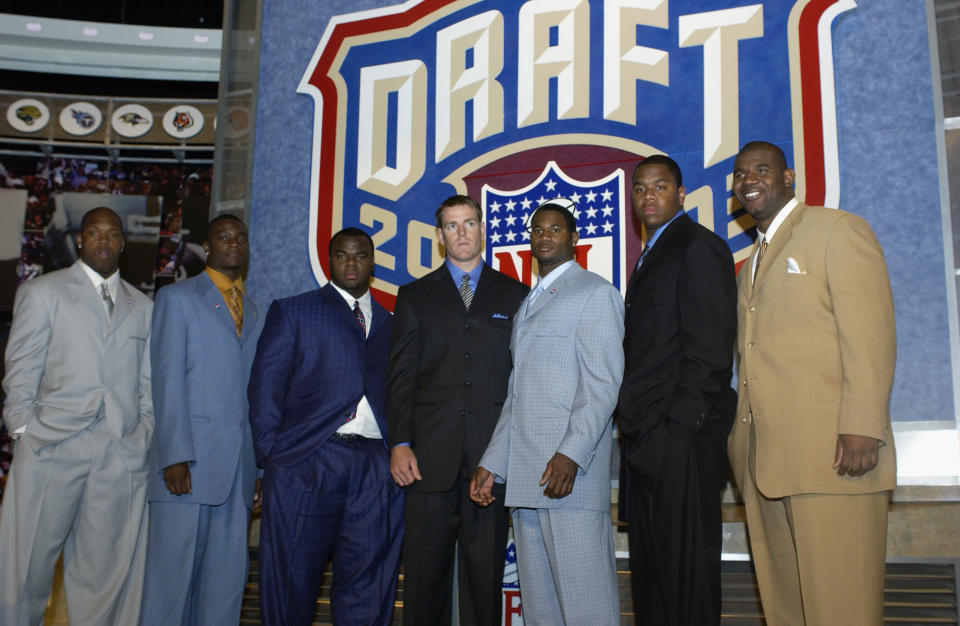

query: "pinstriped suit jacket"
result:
(479, 263), (624, 512)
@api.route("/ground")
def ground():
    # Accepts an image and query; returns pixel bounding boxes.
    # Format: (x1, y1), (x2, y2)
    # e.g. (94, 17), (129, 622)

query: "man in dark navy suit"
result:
(248, 227), (401, 626)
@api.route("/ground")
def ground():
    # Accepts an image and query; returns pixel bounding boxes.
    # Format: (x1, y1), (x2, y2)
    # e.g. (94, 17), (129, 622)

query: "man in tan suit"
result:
(727, 141), (896, 625)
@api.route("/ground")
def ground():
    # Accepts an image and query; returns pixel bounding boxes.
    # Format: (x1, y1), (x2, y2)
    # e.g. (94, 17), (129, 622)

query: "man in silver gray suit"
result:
(471, 202), (624, 625)
(0, 207), (153, 626)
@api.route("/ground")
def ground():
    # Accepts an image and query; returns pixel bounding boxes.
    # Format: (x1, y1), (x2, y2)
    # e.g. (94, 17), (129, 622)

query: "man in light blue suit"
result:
(139, 214), (264, 626)
(471, 203), (624, 625)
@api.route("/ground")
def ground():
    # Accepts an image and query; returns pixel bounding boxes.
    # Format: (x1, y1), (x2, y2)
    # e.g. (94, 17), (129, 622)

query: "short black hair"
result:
(531, 202), (577, 234)
(329, 227), (374, 256)
(634, 154), (683, 187)
(204, 213), (246, 242)
(80, 206), (122, 231)
(738, 141), (789, 170)
(435, 195), (482, 227)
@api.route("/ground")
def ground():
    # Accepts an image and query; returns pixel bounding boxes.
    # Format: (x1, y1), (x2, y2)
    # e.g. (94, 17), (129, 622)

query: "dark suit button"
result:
(460, 410), (466, 417)
(464, 352), (471, 359)
(464, 380), (471, 387)
(465, 323), (471, 329)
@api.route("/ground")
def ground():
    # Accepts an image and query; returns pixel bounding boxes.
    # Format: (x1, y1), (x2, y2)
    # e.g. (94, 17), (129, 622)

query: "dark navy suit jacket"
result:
(248, 284), (393, 468)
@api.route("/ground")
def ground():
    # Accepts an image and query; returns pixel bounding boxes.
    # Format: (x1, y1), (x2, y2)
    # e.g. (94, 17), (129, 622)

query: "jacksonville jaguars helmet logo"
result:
(16, 105), (42, 125)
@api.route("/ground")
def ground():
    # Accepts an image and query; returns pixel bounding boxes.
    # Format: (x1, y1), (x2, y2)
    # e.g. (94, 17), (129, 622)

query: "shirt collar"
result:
(645, 209), (685, 250)
(757, 197), (799, 243)
(330, 282), (371, 309)
(205, 266), (244, 294)
(78, 260), (119, 293)
(534, 258), (575, 293)
(445, 258), (484, 290)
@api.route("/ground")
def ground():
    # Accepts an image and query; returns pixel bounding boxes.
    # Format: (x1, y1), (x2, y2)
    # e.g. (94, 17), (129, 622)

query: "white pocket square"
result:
(786, 257), (806, 275)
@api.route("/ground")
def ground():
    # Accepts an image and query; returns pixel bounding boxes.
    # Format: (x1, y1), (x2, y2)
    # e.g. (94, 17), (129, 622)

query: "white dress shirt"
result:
(330, 283), (382, 439)
(751, 197), (799, 285)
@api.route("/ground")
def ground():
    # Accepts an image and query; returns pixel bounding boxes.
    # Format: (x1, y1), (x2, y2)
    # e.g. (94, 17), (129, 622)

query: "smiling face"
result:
(732, 144), (795, 232)
(76, 208), (124, 278)
(329, 233), (374, 298)
(436, 202), (485, 271)
(632, 162), (685, 235)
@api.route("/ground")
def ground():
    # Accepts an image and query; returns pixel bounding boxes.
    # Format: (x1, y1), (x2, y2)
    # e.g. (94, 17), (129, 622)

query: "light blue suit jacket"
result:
(146, 272), (263, 507)
(480, 263), (624, 512)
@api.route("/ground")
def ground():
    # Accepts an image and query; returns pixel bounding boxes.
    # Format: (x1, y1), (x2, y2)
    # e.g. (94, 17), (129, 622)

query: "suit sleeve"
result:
(667, 234), (737, 431)
(1, 281), (51, 433)
(247, 300), (296, 465)
(386, 287), (419, 447)
(826, 213), (896, 442)
(556, 283), (625, 472)
(479, 362), (516, 479)
(150, 288), (192, 469)
(139, 300), (154, 436)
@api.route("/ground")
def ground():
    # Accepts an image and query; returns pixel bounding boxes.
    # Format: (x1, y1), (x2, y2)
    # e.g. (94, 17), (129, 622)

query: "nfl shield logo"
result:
(479, 161), (626, 292)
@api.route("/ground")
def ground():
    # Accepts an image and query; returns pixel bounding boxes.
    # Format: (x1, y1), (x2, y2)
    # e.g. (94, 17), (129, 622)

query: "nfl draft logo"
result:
(298, 0), (853, 308)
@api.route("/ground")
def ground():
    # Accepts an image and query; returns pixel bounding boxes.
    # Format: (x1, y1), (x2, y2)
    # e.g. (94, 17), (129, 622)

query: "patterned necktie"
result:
(100, 282), (114, 318)
(353, 300), (366, 336)
(227, 286), (243, 337)
(753, 236), (768, 282)
(459, 274), (474, 310)
(636, 243), (651, 269)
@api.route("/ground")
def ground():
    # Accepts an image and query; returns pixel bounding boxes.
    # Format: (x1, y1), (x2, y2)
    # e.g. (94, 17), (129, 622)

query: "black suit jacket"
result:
(387, 264), (529, 493)
(616, 213), (737, 501)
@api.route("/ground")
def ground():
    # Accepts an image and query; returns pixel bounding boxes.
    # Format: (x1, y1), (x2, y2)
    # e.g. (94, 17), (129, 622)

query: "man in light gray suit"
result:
(0, 207), (153, 626)
(471, 203), (624, 625)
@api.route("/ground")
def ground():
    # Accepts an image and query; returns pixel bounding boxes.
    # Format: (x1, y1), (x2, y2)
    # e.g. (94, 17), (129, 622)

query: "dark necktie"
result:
(100, 282), (114, 318)
(636, 243), (651, 269)
(353, 300), (366, 336)
(459, 274), (474, 310)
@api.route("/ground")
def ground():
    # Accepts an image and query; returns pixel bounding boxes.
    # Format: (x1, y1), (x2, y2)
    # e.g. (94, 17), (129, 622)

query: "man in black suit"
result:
(616, 155), (737, 625)
(388, 194), (529, 625)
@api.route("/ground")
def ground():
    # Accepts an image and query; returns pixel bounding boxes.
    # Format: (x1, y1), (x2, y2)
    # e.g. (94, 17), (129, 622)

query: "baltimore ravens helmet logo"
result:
(70, 108), (96, 128)
(172, 111), (193, 131)
(119, 112), (148, 126)
(16, 105), (42, 125)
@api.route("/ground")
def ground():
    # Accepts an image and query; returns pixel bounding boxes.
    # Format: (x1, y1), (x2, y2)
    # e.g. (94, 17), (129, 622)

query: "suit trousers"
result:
(139, 465), (250, 626)
(511, 507), (620, 626)
(259, 436), (403, 626)
(626, 421), (726, 626)
(0, 417), (149, 626)
(402, 445), (508, 626)
(742, 424), (888, 626)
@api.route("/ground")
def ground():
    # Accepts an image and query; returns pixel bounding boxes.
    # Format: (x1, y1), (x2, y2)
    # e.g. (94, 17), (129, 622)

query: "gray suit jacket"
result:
(480, 263), (624, 512)
(3, 261), (154, 453)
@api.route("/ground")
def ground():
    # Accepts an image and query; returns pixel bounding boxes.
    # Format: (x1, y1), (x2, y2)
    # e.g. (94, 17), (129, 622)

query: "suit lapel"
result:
(753, 203), (804, 291)
(198, 273), (239, 339)
(107, 281), (134, 335)
(322, 285), (367, 341)
(524, 263), (582, 320)
(67, 263), (108, 332)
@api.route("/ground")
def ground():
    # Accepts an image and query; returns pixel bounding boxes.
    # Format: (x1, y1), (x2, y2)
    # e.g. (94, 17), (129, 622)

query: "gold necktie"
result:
(227, 286), (243, 337)
(753, 236), (768, 285)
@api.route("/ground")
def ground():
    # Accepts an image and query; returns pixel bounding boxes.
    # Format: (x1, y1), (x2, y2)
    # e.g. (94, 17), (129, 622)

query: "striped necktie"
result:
(459, 274), (474, 309)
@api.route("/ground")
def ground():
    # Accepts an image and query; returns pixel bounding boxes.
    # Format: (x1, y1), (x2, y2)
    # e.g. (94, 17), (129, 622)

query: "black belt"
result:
(330, 432), (374, 443)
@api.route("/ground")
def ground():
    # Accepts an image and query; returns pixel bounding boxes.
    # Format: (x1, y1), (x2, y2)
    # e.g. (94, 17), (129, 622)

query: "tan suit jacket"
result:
(728, 203), (896, 498)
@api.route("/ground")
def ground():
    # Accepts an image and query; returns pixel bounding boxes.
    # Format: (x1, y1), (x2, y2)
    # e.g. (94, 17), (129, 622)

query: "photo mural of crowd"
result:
(0, 155), (213, 496)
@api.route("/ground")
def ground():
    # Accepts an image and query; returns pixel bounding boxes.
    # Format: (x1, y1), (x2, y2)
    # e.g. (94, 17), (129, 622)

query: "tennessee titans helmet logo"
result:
(70, 108), (95, 128)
